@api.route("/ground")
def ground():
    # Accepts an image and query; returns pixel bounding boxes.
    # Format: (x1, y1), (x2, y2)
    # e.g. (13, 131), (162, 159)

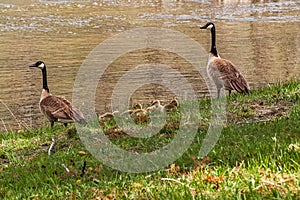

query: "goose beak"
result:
(29, 63), (37, 67)
(200, 25), (206, 29)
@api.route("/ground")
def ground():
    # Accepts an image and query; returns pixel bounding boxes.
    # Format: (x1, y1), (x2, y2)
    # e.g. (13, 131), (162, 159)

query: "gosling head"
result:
(133, 103), (142, 110)
(170, 99), (179, 106)
(29, 61), (45, 69)
(151, 100), (161, 106)
(200, 22), (215, 30)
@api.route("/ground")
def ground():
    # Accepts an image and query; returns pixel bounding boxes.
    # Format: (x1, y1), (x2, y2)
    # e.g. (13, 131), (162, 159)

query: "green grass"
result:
(0, 80), (299, 199)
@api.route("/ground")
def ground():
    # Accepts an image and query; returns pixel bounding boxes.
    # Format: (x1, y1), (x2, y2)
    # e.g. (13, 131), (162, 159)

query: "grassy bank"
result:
(0, 80), (299, 199)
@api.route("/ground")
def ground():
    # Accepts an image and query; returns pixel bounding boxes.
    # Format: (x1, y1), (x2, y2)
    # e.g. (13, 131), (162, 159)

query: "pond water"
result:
(0, 0), (299, 131)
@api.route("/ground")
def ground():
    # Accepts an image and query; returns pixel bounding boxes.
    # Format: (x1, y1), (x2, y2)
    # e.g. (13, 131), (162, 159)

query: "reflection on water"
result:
(0, 0), (299, 131)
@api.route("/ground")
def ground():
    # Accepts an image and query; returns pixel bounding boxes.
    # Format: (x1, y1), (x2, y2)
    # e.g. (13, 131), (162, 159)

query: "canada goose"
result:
(29, 61), (87, 127)
(146, 100), (164, 113)
(120, 103), (145, 116)
(200, 22), (250, 98)
(134, 103), (142, 110)
(163, 98), (179, 112)
(99, 111), (120, 121)
(99, 112), (113, 121)
(129, 103), (149, 123)
(131, 103), (147, 116)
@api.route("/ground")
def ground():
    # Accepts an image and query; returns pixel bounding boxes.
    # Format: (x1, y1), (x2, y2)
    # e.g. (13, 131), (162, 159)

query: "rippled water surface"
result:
(0, 0), (299, 130)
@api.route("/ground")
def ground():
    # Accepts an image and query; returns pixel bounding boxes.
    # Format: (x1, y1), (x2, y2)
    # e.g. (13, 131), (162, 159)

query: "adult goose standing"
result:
(200, 22), (250, 98)
(29, 61), (87, 127)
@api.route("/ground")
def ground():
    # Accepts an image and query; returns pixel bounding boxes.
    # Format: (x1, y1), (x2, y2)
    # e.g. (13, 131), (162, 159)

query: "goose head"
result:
(133, 103), (143, 110)
(200, 22), (215, 30)
(150, 100), (161, 106)
(170, 99), (179, 106)
(29, 61), (45, 69)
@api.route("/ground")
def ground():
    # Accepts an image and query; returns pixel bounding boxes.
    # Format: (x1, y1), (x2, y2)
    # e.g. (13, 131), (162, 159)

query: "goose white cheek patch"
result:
(38, 63), (45, 69)
(207, 24), (214, 29)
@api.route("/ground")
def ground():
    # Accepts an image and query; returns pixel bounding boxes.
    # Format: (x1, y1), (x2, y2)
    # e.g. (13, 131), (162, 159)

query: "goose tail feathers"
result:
(71, 108), (88, 125)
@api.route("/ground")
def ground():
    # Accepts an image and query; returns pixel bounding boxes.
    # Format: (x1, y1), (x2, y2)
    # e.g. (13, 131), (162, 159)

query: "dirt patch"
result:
(229, 99), (295, 125)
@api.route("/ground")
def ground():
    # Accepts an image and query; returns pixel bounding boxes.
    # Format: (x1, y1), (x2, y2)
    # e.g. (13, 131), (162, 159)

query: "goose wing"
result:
(212, 58), (250, 93)
(40, 95), (87, 124)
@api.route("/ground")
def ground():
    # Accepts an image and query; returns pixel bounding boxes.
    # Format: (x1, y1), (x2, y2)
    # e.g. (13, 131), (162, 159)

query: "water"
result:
(0, 0), (299, 131)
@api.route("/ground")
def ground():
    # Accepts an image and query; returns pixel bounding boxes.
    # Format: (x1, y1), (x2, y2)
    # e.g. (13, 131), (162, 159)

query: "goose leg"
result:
(228, 90), (232, 96)
(217, 88), (221, 99)
(50, 121), (54, 128)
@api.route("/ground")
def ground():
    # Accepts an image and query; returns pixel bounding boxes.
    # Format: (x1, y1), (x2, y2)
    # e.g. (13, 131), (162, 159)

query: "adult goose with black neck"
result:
(200, 22), (250, 98)
(29, 61), (87, 127)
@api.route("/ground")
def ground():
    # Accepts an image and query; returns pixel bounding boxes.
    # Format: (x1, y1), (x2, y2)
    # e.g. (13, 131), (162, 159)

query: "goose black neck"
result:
(41, 67), (49, 92)
(210, 26), (218, 57)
